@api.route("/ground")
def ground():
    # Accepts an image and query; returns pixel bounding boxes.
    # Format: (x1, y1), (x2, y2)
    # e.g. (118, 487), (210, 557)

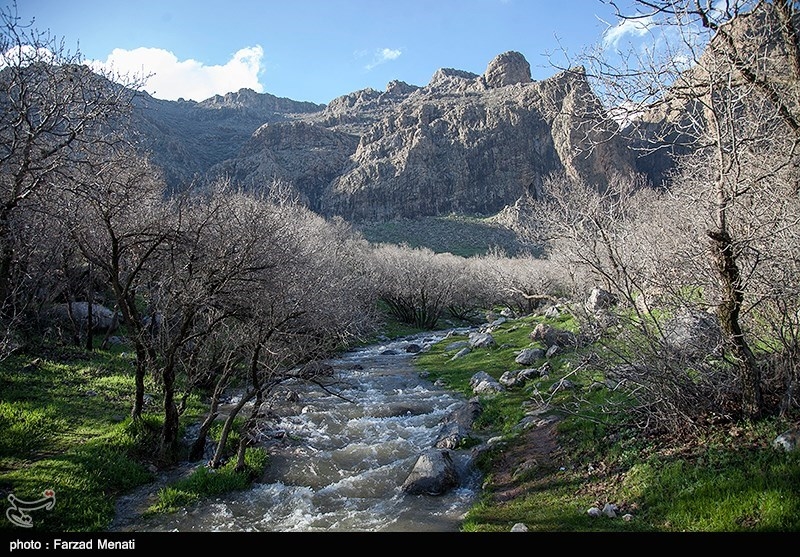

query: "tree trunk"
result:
(159, 362), (180, 463)
(234, 384), (266, 473)
(130, 342), (148, 421)
(210, 392), (254, 468)
(0, 212), (15, 318)
(234, 402), (259, 473)
(85, 264), (94, 351)
(188, 410), (218, 462)
(189, 360), (238, 461)
(708, 227), (762, 419)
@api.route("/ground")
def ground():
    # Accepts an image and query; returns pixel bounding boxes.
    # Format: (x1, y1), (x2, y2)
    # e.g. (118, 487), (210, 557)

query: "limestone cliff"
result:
(130, 88), (324, 191)
(131, 51), (638, 221)
(202, 51), (636, 221)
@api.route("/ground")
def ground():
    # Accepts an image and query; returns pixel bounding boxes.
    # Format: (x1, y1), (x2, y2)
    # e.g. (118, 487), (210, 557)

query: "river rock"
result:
(434, 398), (482, 449)
(401, 449), (459, 495)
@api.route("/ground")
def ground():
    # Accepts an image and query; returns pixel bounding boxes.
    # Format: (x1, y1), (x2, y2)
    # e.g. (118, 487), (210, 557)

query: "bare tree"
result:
(576, 0), (800, 420)
(174, 184), (377, 468)
(370, 244), (461, 329)
(63, 143), (173, 422)
(0, 2), (143, 329)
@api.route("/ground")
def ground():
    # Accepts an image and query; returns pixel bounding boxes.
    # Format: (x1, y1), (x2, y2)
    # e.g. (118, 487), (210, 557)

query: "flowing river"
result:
(111, 329), (482, 532)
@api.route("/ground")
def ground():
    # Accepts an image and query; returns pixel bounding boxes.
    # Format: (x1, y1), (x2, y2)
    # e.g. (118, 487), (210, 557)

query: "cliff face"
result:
(620, 2), (800, 186)
(206, 121), (359, 208)
(132, 51), (638, 221)
(315, 54), (634, 220)
(130, 88), (325, 192)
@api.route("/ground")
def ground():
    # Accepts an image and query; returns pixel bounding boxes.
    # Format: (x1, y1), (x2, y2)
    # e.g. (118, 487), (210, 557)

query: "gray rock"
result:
(529, 323), (577, 348)
(499, 370), (522, 388)
(773, 429), (799, 452)
(515, 347), (545, 365)
(401, 449), (459, 495)
(549, 378), (575, 393)
(499, 307), (516, 318)
(585, 287), (616, 313)
(469, 332), (496, 348)
(435, 399), (481, 449)
(663, 309), (723, 357)
(445, 340), (470, 352)
(474, 379), (504, 395)
(544, 306), (561, 319)
(470, 371), (504, 394)
(470, 371), (495, 388)
(47, 302), (119, 333)
(602, 503), (618, 518)
(450, 348), (471, 360)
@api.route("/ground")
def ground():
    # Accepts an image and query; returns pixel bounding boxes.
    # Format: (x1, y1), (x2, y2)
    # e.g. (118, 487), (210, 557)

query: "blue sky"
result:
(6, 0), (647, 105)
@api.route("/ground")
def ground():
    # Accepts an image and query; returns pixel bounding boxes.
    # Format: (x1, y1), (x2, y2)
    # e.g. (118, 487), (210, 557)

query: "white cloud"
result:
(88, 45), (265, 101)
(602, 16), (655, 49)
(364, 48), (402, 71)
(0, 45), (56, 68)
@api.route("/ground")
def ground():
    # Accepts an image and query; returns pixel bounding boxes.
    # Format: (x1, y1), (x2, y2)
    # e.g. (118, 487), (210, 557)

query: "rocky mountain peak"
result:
(483, 51), (532, 88)
(197, 87), (324, 113)
(385, 80), (419, 97)
(130, 49), (642, 221)
(427, 67), (481, 89)
(201, 87), (262, 108)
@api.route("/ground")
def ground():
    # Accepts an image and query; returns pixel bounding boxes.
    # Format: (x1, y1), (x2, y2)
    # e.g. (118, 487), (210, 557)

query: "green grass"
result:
(357, 215), (532, 257)
(617, 424), (800, 531)
(146, 448), (268, 515)
(0, 342), (243, 532)
(0, 416), (158, 532)
(414, 312), (800, 532)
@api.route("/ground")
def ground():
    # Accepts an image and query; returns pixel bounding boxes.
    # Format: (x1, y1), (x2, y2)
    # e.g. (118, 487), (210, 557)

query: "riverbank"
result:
(2, 315), (799, 533)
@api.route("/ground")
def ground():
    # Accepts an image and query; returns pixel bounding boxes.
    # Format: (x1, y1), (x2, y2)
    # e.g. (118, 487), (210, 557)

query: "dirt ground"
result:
(483, 416), (564, 503)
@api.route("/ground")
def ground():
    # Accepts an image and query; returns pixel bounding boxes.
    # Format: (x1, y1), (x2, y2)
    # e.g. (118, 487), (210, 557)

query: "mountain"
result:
(618, 2), (800, 188)
(129, 51), (640, 221)
(130, 88), (325, 191)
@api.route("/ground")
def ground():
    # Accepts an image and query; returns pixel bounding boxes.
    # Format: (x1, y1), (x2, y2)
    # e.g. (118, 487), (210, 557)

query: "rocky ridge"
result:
(130, 88), (324, 191)
(130, 2), (797, 225)
(129, 51), (642, 221)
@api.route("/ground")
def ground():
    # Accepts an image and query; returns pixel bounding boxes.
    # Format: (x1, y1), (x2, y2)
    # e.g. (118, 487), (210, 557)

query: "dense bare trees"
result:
(523, 0), (800, 425)
(0, 3), (142, 343)
(0, 5), (380, 464)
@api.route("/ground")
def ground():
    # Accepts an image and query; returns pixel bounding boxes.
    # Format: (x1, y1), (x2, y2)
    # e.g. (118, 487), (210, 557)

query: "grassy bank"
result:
(2, 310), (798, 533)
(357, 215), (531, 257)
(0, 343), (266, 532)
(414, 312), (800, 532)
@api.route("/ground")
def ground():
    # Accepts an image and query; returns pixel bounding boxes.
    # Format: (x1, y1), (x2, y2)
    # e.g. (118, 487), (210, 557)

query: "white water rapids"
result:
(112, 329), (482, 532)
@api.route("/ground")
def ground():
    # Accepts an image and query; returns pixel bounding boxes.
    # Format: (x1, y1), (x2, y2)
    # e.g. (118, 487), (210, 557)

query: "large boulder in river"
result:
(401, 449), (459, 495)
